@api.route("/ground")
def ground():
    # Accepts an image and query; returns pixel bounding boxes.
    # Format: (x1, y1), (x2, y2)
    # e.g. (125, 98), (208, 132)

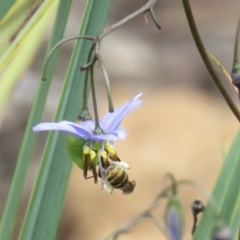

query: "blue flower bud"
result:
(165, 195), (184, 240)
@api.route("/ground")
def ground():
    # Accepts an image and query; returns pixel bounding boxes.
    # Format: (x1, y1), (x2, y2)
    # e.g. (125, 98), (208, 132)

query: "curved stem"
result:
(98, 0), (158, 39)
(41, 35), (95, 81)
(182, 0), (240, 122)
(233, 14), (240, 64)
(162, 173), (177, 195)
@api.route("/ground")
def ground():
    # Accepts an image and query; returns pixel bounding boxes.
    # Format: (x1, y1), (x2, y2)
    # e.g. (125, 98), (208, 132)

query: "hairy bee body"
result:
(102, 160), (136, 194)
(105, 166), (129, 189)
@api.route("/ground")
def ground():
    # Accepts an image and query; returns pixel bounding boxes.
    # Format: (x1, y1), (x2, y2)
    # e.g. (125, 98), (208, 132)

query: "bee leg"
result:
(82, 153), (88, 179)
(90, 158), (98, 184)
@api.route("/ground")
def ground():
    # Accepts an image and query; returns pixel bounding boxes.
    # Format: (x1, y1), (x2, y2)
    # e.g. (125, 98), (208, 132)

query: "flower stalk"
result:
(41, 35), (95, 81)
(41, 0), (160, 121)
(98, 0), (160, 39)
(96, 53), (114, 112)
(89, 62), (102, 133)
(182, 0), (240, 122)
(233, 14), (240, 64)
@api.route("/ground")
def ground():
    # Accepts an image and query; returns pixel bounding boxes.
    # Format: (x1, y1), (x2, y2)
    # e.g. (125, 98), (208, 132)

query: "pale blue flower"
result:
(33, 93), (143, 142)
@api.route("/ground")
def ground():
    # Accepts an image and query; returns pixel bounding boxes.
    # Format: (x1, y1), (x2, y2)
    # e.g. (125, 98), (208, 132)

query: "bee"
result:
(100, 159), (136, 195)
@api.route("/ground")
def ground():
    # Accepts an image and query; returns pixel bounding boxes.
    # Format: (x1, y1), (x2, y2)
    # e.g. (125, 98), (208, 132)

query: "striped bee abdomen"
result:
(105, 166), (128, 189)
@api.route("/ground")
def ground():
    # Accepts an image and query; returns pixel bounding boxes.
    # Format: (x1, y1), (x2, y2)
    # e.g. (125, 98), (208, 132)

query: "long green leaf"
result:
(0, 1), (57, 124)
(0, 0), (56, 70)
(229, 194), (240, 239)
(18, 1), (111, 240)
(193, 129), (240, 239)
(0, 0), (16, 21)
(0, 1), (71, 240)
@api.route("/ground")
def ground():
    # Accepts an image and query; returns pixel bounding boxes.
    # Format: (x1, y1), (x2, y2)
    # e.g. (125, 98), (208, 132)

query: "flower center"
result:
(93, 126), (104, 135)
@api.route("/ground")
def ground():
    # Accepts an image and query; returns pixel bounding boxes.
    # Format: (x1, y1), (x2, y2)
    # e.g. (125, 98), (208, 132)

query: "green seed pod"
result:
(66, 134), (86, 169)
(231, 62), (240, 88)
(164, 195), (184, 240)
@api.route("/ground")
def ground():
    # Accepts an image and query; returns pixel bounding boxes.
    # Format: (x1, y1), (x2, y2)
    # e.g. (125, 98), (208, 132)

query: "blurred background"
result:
(0, 0), (240, 239)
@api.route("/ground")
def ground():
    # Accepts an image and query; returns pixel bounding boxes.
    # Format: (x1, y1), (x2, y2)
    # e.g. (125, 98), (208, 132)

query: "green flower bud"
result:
(66, 134), (86, 169)
(164, 195), (184, 240)
(231, 62), (240, 88)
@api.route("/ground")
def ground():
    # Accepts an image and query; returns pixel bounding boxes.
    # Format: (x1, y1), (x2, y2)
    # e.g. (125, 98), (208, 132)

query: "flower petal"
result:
(89, 132), (121, 142)
(110, 127), (127, 139)
(101, 93), (143, 132)
(33, 122), (92, 139)
(61, 121), (119, 141)
(61, 120), (95, 133)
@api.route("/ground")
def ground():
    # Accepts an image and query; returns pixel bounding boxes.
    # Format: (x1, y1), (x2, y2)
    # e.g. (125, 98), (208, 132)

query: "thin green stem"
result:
(76, 43), (96, 122)
(82, 69), (90, 110)
(182, 0), (240, 122)
(41, 35), (95, 81)
(98, 0), (158, 39)
(82, 43), (96, 110)
(96, 53), (114, 112)
(90, 62), (101, 131)
(233, 14), (240, 64)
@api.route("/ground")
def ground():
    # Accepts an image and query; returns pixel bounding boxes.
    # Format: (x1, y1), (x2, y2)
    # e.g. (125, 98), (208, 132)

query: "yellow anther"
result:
(105, 141), (116, 154)
(100, 150), (108, 159)
(83, 146), (90, 154)
(90, 150), (96, 160)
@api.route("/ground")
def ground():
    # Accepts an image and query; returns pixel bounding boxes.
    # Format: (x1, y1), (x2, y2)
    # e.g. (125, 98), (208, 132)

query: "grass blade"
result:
(0, 1), (57, 123)
(0, 1), (72, 239)
(18, 1), (111, 240)
(0, 0), (56, 70)
(193, 129), (240, 239)
(229, 195), (240, 239)
(0, 0), (16, 21)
